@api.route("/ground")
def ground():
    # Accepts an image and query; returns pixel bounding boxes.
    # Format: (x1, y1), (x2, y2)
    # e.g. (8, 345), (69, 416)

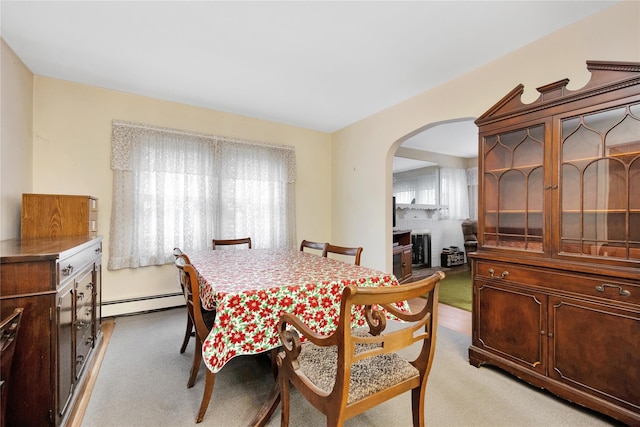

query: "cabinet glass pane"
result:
(562, 118), (601, 161)
(527, 167), (544, 249)
(500, 170), (525, 211)
(528, 167), (544, 212)
(560, 102), (640, 261)
(514, 126), (544, 168)
(484, 174), (498, 211)
(562, 213), (580, 240)
(528, 213), (543, 236)
(631, 159), (640, 255)
(583, 159), (627, 211)
(561, 165), (580, 213)
(484, 136), (510, 171)
(482, 125), (544, 251)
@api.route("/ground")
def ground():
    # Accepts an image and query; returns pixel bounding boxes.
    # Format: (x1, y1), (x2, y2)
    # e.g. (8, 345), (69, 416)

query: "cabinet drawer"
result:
(476, 261), (640, 306)
(476, 261), (538, 284)
(58, 243), (100, 286)
(75, 325), (93, 378)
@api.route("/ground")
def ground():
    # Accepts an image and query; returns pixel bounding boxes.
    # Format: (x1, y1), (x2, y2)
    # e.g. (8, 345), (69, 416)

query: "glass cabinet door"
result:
(482, 124), (545, 252)
(559, 101), (640, 262)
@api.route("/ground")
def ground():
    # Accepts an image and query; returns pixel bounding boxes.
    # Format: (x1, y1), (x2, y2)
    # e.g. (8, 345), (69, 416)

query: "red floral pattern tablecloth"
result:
(189, 248), (409, 373)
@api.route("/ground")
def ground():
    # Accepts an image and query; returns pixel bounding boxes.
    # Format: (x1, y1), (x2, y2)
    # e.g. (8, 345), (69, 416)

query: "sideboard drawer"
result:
(475, 261), (640, 306)
(554, 274), (640, 306)
(58, 241), (100, 286)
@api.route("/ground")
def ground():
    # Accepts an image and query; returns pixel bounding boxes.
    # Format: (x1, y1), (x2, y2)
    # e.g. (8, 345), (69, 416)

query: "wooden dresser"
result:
(392, 230), (412, 283)
(0, 193), (103, 426)
(469, 61), (640, 425)
(0, 237), (102, 426)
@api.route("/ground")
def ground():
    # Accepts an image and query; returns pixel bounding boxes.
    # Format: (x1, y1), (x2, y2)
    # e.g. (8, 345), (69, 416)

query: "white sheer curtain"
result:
(440, 167), (469, 220)
(392, 166), (439, 204)
(467, 166), (479, 220)
(108, 121), (296, 270)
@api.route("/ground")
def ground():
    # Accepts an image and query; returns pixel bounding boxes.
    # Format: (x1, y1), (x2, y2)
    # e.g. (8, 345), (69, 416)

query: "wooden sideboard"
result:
(392, 230), (412, 283)
(470, 61), (640, 425)
(0, 236), (102, 426)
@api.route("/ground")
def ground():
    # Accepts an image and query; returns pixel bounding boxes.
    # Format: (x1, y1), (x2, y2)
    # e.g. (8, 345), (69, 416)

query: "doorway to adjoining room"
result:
(392, 118), (478, 271)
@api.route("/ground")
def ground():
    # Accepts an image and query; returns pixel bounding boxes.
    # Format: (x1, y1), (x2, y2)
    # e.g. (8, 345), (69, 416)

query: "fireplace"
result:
(411, 230), (431, 267)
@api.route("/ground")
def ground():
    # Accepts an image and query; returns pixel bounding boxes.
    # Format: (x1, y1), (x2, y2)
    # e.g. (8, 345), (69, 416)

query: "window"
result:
(439, 167), (469, 220)
(467, 166), (478, 220)
(392, 166), (439, 204)
(108, 121), (296, 270)
(392, 165), (470, 220)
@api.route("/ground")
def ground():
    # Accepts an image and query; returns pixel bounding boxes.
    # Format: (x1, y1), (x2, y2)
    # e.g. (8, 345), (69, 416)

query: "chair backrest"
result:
(174, 257), (210, 342)
(322, 243), (363, 266)
(1, 308), (24, 427)
(299, 240), (327, 254)
(332, 271), (443, 379)
(212, 237), (252, 250)
(173, 247), (191, 263)
(277, 272), (444, 425)
(461, 220), (477, 243)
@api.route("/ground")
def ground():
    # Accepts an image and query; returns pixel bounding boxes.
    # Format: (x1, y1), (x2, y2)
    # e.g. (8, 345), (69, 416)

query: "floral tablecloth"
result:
(188, 248), (409, 373)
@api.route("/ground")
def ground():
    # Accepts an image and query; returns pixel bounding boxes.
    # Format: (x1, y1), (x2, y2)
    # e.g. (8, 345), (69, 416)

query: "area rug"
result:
(436, 269), (472, 311)
(82, 308), (615, 426)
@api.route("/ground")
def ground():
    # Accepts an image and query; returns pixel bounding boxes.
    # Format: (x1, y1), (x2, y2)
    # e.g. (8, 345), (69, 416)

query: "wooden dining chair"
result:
(1, 307), (24, 427)
(322, 243), (363, 266)
(174, 248), (195, 354)
(212, 237), (252, 249)
(299, 239), (327, 254)
(277, 271), (444, 427)
(175, 256), (216, 423)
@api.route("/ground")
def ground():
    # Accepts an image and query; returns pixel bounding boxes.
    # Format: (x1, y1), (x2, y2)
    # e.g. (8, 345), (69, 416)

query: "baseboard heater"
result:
(102, 291), (183, 306)
(102, 292), (185, 317)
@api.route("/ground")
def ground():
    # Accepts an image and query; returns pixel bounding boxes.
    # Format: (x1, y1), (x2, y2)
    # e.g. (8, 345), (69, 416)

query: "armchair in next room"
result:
(461, 219), (477, 267)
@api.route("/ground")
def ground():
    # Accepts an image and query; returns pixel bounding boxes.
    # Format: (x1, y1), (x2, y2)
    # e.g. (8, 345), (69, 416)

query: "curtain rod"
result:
(112, 120), (295, 151)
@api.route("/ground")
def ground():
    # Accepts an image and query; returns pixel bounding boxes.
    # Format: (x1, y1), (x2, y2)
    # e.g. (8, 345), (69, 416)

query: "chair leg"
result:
(411, 386), (426, 427)
(196, 369), (216, 423)
(270, 348), (279, 379)
(180, 314), (194, 354)
(279, 375), (290, 427)
(326, 412), (345, 427)
(188, 336), (203, 388)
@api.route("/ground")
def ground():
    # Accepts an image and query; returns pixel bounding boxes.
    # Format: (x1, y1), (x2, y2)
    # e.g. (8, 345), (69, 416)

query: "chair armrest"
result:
(278, 312), (338, 366)
(278, 312), (338, 347)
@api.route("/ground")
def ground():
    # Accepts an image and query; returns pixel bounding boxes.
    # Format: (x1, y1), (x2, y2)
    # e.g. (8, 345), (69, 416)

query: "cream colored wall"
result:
(31, 78), (332, 316)
(332, 1), (640, 273)
(395, 146), (468, 169)
(0, 39), (33, 240)
(5, 2), (640, 314)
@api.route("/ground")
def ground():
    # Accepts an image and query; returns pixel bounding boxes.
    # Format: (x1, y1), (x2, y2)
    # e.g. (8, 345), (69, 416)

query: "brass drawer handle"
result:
(62, 264), (74, 276)
(595, 283), (630, 297)
(488, 268), (509, 279)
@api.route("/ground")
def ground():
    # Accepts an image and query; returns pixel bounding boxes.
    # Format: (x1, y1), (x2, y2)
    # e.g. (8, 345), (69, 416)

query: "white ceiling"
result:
(1, 0), (618, 163)
(393, 119), (479, 172)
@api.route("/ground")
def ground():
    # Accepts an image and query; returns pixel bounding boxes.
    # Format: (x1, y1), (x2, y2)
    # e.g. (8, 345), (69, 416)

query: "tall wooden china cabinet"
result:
(469, 61), (640, 425)
(0, 194), (102, 426)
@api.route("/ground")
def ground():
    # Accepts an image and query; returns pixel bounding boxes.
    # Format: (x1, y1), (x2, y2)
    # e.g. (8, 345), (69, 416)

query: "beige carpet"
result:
(81, 308), (620, 427)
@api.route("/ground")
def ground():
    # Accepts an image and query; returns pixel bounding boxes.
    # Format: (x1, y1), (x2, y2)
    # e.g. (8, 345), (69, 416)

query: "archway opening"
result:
(390, 118), (478, 275)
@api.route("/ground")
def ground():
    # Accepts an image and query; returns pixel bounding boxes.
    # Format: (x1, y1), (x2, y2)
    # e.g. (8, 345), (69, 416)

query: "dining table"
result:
(188, 247), (411, 425)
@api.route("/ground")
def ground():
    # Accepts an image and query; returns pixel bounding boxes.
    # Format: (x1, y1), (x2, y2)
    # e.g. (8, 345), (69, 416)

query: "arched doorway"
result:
(391, 118), (478, 270)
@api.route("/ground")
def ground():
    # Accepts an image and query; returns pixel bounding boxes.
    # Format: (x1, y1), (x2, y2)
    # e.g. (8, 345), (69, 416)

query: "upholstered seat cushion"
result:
(294, 330), (419, 405)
